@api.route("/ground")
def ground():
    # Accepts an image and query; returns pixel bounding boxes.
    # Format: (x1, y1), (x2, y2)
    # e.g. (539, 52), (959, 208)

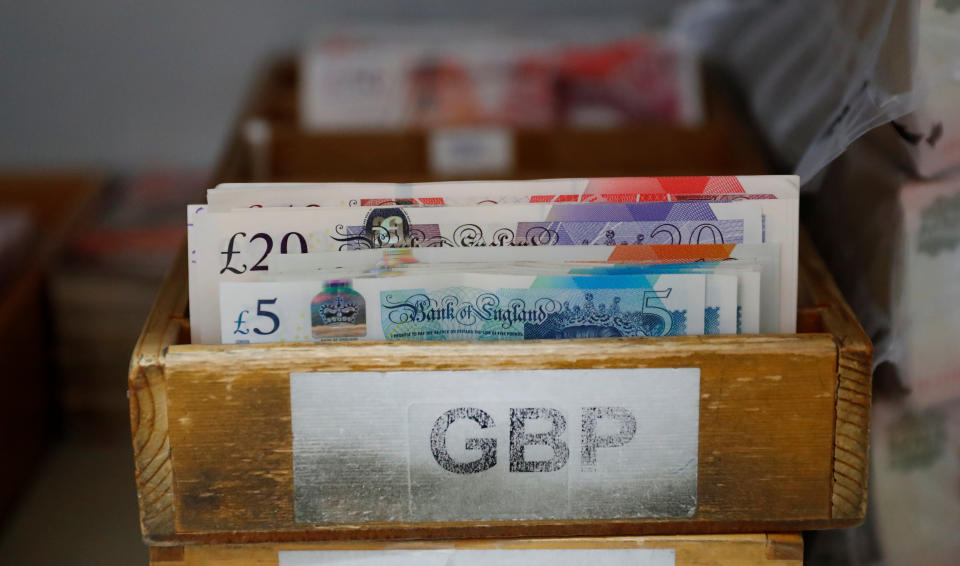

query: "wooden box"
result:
(130, 54), (870, 545)
(150, 534), (803, 566)
(129, 229), (870, 545)
(216, 58), (772, 184)
(0, 172), (100, 519)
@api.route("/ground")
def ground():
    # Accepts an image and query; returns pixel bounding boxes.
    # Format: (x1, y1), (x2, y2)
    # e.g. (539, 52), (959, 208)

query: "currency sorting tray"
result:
(129, 229), (871, 545)
(215, 57), (772, 183)
(149, 534), (803, 566)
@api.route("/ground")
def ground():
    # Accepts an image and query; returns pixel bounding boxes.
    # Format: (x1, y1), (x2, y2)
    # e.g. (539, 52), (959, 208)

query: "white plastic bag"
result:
(675, 0), (922, 183)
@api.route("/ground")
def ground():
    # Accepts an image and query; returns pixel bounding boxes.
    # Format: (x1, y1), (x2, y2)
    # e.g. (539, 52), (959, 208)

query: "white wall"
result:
(0, 1), (676, 171)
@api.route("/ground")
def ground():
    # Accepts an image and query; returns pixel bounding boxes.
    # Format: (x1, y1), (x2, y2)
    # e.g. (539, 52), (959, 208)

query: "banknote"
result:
(392, 265), (739, 335)
(327, 219), (747, 249)
(220, 272), (706, 344)
(705, 274), (737, 334)
(380, 262), (755, 334)
(265, 259), (743, 336)
(595, 266), (756, 334)
(189, 201), (762, 343)
(746, 198), (797, 333)
(202, 200), (761, 257)
(301, 27), (702, 129)
(205, 179), (797, 335)
(560, 263), (759, 335)
(271, 243), (774, 334)
(207, 175), (799, 211)
(270, 242), (763, 269)
(736, 269), (761, 334)
(458, 265), (741, 335)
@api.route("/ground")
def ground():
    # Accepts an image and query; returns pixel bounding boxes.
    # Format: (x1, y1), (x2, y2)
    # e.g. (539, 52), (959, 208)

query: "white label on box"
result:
(428, 127), (513, 176)
(280, 548), (676, 566)
(291, 368), (699, 523)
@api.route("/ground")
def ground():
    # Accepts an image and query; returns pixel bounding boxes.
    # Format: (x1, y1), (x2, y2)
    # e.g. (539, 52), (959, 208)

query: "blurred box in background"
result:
(223, 57), (767, 184)
(206, 20), (779, 185)
(0, 172), (100, 520)
(50, 171), (204, 416)
(301, 23), (702, 131)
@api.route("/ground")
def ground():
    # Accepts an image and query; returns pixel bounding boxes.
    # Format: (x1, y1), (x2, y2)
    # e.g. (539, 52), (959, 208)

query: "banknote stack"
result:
(301, 24), (702, 130)
(187, 176), (798, 345)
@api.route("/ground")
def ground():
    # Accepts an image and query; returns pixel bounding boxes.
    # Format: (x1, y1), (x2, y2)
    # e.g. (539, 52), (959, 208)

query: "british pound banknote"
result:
(300, 25), (702, 130)
(220, 272), (707, 344)
(189, 176), (798, 343)
(271, 243), (776, 335)
(207, 175), (799, 210)
(264, 258), (747, 337)
(189, 199), (765, 343)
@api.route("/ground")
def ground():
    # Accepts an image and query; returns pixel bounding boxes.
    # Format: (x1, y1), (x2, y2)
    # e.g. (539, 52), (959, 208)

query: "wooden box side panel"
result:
(151, 534), (803, 566)
(798, 231), (872, 521)
(130, 245), (190, 536)
(162, 336), (836, 539)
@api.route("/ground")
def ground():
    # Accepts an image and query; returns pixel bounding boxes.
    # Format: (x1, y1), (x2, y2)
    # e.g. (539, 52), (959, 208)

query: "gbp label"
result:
(291, 368), (699, 523)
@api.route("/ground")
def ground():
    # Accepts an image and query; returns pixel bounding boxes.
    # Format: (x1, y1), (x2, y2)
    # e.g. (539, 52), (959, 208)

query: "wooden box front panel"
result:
(163, 335), (837, 539)
(151, 534), (804, 566)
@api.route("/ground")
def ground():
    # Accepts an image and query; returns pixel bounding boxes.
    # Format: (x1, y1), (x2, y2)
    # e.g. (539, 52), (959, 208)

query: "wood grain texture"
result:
(797, 230), (872, 520)
(129, 245), (189, 536)
(158, 334), (837, 542)
(150, 534), (803, 566)
(129, 236), (871, 544)
(130, 232), (871, 544)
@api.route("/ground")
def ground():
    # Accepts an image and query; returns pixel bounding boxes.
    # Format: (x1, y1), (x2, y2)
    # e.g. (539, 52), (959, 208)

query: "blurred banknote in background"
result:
(300, 23), (702, 131)
(896, 178), (960, 407)
(872, 398), (960, 565)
